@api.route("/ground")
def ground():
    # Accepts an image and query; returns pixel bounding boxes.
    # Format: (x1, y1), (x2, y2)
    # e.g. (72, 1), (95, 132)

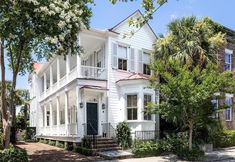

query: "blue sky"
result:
(5, 0), (235, 89)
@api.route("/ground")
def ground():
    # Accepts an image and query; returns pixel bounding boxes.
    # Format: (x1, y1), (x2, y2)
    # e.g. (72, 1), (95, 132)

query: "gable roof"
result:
(116, 73), (150, 83)
(109, 9), (157, 38)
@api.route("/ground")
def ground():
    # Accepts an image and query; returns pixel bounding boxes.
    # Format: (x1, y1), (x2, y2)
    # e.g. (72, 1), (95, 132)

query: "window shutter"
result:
(130, 48), (135, 72)
(112, 43), (118, 69)
(138, 50), (143, 73)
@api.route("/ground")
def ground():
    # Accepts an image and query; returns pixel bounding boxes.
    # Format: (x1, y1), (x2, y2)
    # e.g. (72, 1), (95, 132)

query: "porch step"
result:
(97, 140), (117, 144)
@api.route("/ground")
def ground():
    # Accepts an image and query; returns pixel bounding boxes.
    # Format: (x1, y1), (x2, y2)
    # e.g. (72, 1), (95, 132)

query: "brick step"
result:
(96, 138), (113, 141)
(95, 143), (119, 149)
(96, 140), (116, 144)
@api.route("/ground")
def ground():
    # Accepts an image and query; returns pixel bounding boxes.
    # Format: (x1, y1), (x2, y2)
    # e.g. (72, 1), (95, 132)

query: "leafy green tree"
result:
(0, 0), (93, 147)
(154, 16), (226, 68)
(150, 60), (235, 150)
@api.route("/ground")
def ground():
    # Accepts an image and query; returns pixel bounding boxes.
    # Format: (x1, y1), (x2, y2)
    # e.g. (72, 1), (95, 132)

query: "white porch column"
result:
(76, 86), (83, 137)
(57, 57), (60, 83)
(65, 91), (69, 135)
(43, 73), (47, 92)
(56, 96), (60, 130)
(49, 101), (53, 135)
(44, 105), (47, 135)
(49, 65), (53, 88)
(66, 54), (70, 75)
(77, 34), (81, 77)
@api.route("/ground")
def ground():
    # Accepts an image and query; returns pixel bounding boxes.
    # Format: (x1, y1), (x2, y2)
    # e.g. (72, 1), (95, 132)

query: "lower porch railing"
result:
(101, 123), (116, 139)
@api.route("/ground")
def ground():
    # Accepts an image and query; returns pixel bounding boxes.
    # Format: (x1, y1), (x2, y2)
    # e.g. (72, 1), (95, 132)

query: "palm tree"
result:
(154, 16), (226, 68)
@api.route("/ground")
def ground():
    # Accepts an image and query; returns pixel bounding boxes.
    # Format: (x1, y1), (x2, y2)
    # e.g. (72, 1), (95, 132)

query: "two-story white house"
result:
(29, 10), (159, 143)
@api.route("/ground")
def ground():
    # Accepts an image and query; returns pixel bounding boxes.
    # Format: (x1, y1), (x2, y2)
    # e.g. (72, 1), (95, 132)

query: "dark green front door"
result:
(86, 103), (98, 135)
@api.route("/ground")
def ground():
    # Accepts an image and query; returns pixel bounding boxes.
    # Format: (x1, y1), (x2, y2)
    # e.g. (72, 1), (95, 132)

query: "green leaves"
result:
(154, 16), (226, 68)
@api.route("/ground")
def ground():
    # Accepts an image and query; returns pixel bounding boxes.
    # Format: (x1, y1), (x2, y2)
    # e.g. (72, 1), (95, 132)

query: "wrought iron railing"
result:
(101, 123), (116, 139)
(82, 123), (98, 149)
(135, 130), (159, 140)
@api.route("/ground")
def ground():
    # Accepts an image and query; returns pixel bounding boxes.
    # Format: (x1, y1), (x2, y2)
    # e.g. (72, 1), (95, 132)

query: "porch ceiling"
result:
(80, 33), (105, 58)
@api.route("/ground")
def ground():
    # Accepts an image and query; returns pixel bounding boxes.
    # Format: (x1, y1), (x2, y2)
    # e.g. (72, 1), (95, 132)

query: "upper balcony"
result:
(38, 31), (107, 101)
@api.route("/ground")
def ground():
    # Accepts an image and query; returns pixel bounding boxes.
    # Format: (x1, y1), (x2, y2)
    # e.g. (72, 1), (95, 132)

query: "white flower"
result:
(58, 21), (66, 29)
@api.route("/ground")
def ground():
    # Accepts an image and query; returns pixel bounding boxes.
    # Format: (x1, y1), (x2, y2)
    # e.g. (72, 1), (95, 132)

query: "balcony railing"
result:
(81, 66), (106, 80)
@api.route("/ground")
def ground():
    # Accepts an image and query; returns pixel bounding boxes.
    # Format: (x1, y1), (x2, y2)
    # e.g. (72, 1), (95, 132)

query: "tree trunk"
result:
(10, 72), (17, 143)
(188, 122), (193, 150)
(0, 39), (11, 148)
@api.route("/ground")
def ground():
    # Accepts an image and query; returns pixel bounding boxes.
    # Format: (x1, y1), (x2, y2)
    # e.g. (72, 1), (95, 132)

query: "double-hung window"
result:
(224, 52), (232, 71)
(225, 97), (232, 121)
(127, 95), (138, 120)
(211, 99), (219, 119)
(143, 52), (151, 75)
(118, 45), (128, 71)
(144, 94), (152, 120)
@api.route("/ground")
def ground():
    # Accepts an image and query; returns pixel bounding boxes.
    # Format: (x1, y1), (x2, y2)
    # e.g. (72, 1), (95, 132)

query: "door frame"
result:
(86, 102), (99, 135)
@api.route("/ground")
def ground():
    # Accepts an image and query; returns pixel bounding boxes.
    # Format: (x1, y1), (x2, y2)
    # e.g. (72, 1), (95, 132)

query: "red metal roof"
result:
(33, 62), (43, 73)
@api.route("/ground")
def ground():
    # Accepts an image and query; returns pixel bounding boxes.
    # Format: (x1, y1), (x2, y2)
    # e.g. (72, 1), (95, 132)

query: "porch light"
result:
(102, 103), (105, 109)
(79, 102), (84, 108)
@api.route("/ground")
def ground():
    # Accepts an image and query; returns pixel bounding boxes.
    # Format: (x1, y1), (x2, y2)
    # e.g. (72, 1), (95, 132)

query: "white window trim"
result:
(225, 96), (233, 121)
(126, 93), (139, 121)
(143, 93), (153, 121)
(225, 48), (233, 71)
(117, 44), (129, 71)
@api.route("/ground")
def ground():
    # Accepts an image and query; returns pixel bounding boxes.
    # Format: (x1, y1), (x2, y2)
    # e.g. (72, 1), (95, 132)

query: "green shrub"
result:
(0, 145), (28, 162)
(73, 146), (93, 156)
(176, 146), (205, 161)
(48, 140), (56, 146)
(132, 140), (161, 157)
(0, 133), (3, 150)
(81, 137), (92, 148)
(209, 127), (235, 148)
(56, 141), (64, 148)
(116, 122), (132, 149)
(132, 132), (205, 161)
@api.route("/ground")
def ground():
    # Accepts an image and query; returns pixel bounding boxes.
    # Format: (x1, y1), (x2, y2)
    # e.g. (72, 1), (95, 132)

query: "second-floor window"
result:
(118, 45), (128, 71)
(225, 97), (232, 121)
(127, 94), (137, 120)
(224, 52), (232, 71)
(143, 52), (151, 75)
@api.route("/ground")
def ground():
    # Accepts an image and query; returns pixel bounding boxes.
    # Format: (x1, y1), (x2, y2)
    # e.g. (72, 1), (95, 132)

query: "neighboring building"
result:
(217, 27), (235, 129)
(29, 10), (159, 143)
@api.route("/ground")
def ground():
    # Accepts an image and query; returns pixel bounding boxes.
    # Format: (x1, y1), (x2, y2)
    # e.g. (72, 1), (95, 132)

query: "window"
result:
(60, 110), (65, 124)
(225, 97), (232, 121)
(143, 52), (151, 75)
(118, 59), (127, 70)
(127, 95), (138, 120)
(211, 99), (219, 119)
(144, 94), (152, 120)
(143, 64), (151, 75)
(46, 111), (50, 126)
(53, 110), (57, 125)
(118, 45), (128, 71)
(224, 53), (232, 70)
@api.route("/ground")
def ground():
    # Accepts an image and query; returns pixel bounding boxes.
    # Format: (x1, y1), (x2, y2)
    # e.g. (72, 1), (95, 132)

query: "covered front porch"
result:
(38, 81), (109, 142)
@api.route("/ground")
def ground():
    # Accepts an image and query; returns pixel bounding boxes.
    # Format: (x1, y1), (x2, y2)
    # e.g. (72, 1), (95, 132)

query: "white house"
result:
(29, 10), (159, 143)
